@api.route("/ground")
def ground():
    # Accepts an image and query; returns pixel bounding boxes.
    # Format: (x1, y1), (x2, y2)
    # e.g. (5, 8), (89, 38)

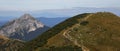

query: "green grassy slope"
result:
(22, 12), (120, 51)
(64, 12), (120, 51)
(22, 13), (90, 51)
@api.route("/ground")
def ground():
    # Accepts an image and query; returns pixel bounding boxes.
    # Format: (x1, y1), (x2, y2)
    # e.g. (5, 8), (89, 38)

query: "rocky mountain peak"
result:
(0, 14), (49, 41)
(19, 13), (35, 20)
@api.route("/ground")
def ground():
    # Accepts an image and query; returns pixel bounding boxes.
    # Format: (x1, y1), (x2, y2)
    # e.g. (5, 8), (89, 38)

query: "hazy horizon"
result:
(0, 0), (119, 11)
(0, 0), (119, 18)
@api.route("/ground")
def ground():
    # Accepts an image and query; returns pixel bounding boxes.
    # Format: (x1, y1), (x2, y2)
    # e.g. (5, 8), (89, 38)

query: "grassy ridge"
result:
(22, 13), (90, 51)
(67, 12), (120, 51)
(22, 12), (120, 51)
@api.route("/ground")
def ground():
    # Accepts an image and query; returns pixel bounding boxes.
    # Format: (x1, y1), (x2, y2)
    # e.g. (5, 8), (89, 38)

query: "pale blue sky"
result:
(0, 0), (119, 11)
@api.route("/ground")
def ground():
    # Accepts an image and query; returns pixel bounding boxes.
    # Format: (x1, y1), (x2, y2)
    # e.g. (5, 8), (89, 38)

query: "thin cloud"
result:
(0, 0), (119, 11)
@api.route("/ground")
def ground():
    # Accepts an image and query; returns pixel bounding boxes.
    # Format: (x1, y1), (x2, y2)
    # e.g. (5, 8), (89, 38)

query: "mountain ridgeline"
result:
(22, 12), (120, 51)
(22, 13), (89, 51)
(0, 14), (49, 41)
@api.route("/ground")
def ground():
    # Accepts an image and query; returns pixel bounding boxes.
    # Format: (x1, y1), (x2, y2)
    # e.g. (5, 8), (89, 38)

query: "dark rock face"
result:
(0, 14), (49, 41)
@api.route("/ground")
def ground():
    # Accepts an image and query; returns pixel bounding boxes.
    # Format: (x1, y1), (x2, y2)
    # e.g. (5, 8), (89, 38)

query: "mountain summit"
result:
(20, 14), (35, 20)
(0, 14), (49, 41)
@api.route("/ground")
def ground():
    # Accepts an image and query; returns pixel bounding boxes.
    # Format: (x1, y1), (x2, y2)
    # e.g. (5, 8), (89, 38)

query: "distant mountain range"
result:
(0, 14), (49, 41)
(0, 21), (7, 27)
(0, 17), (68, 27)
(0, 7), (120, 27)
(36, 17), (68, 27)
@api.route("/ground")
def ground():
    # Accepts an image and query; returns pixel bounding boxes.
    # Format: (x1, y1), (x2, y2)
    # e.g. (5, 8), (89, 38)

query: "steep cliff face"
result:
(0, 35), (24, 51)
(22, 12), (120, 51)
(0, 14), (49, 41)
